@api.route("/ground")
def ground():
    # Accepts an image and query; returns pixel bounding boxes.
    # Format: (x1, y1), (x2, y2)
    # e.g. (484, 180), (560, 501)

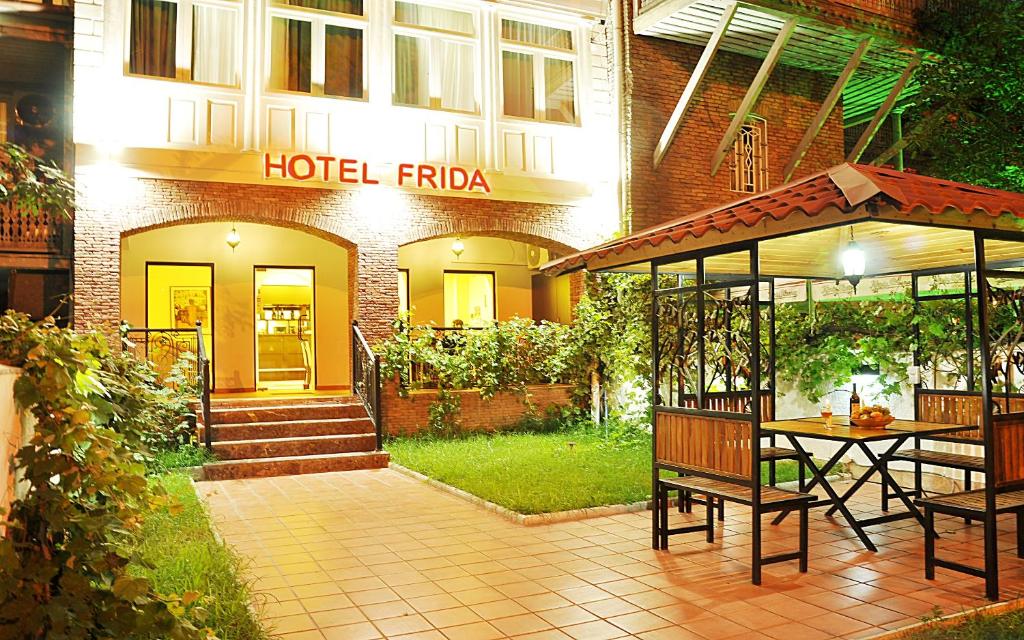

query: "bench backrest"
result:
(917, 391), (1024, 442)
(678, 393), (773, 422)
(655, 411), (753, 482)
(994, 412), (1024, 489)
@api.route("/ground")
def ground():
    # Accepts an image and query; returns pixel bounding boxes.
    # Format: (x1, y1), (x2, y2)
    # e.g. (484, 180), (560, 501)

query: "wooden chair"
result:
(652, 411), (815, 584)
(917, 411), (1024, 599)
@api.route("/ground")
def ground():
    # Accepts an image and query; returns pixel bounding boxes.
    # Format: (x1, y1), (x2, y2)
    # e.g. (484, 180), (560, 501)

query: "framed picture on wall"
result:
(170, 286), (211, 329)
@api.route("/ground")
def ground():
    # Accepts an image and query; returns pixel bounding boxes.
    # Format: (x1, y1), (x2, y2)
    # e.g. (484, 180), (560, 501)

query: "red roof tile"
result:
(545, 163), (1024, 273)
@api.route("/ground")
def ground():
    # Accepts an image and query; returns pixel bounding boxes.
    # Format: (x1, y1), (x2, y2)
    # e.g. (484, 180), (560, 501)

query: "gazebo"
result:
(542, 163), (1024, 598)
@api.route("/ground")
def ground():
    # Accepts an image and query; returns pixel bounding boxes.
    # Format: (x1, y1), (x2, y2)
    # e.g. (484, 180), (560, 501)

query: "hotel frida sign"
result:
(263, 153), (491, 194)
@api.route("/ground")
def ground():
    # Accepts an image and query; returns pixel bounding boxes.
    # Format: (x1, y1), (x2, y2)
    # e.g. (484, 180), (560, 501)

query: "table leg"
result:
(824, 438), (905, 517)
(772, 440), (852, 524)
(776, 438), (878, 552)
(858, 438), (929, 528)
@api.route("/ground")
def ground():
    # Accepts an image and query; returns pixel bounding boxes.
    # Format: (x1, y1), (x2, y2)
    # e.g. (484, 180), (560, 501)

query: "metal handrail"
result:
(195, 321), (213, 451)
(352, 321), (382, 450)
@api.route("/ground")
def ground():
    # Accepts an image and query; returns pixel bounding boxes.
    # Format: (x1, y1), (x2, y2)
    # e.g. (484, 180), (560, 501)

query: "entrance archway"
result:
(120, 221), (354, 393)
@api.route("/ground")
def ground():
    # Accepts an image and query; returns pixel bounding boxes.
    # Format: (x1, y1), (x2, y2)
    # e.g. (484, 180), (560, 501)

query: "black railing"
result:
(122, 322), (212, 450)
(196, 322), (212, 451)
(352, 321), (382, 450)
(121, 325), (201, 385)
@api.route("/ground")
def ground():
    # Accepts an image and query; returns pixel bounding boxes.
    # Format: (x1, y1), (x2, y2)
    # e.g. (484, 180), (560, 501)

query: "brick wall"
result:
(622, 5), (847, 232)
(73, 176), (610, 344)
(383, 382), (575, 436)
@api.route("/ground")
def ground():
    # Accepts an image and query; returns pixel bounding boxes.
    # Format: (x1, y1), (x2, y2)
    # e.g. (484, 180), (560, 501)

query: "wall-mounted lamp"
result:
(841, 228), (866, 292)
(451, 237), (465, 258)
(226, 225), (241, 251)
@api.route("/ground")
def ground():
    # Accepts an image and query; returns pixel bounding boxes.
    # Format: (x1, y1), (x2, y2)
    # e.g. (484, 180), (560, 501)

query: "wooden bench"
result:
(916, 411), (1024, 599)
(885, 391), (989, 511)
(653, 410), (815, 584)
(657, 476), (814, 573)
(679, 446), (804, 520)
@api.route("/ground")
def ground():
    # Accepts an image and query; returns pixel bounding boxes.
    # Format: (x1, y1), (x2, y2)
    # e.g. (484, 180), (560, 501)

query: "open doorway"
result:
(254, 266), (315, 391)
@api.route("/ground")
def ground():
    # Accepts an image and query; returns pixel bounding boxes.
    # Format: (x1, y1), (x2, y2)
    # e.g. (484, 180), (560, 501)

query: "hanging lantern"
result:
(451, 237), (465, 258)
(226, 225), (241, 251)
(841, 228), (866, 292)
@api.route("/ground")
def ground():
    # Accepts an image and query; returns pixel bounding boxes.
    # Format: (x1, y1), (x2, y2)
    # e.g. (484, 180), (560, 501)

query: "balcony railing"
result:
(0, 201), (70, 255)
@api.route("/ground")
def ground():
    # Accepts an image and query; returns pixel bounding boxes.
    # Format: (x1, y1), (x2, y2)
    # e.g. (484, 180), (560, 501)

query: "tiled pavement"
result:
(196, 470), (1024, 640)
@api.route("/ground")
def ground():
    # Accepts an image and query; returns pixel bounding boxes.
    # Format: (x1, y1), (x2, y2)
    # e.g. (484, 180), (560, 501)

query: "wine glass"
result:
(821, 402), (833, 428)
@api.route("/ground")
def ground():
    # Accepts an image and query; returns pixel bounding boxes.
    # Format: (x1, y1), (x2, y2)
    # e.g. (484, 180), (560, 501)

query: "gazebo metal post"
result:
(651, 262), (661, 550)
(750, 243), (764, 584)
(696, 258), (707, 411)
(973, 231), (999, 600)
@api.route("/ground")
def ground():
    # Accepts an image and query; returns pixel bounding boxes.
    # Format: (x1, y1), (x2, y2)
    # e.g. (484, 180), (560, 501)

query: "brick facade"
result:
(621, 5), (847, 232)
(382, 382), (575, 436)
(73, 176), (604, 344)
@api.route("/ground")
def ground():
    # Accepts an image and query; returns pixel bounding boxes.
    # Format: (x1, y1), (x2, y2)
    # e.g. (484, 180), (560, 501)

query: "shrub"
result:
(0, 312), (212, 639)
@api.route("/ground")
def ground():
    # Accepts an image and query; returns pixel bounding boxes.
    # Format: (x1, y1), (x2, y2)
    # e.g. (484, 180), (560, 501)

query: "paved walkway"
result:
(196, 469), (1024, 640)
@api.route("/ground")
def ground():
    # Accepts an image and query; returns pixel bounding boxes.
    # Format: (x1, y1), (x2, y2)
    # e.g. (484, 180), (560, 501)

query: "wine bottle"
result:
(850, 384), (861, 417)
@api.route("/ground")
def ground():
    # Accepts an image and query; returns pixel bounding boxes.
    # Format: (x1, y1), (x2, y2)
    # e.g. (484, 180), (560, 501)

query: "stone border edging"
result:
(860, 596), (1024, 639)
(389, 462), (849, 526)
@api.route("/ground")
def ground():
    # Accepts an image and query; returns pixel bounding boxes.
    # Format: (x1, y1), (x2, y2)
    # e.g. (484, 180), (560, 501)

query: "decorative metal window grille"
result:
(730, 116), (768, 193)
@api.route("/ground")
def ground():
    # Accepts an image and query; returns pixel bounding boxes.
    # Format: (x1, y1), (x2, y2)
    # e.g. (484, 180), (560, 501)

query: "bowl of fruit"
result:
(850, 405), (894, 429)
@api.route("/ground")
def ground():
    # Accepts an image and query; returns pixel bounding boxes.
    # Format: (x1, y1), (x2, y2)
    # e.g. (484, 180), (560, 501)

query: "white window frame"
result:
(390, 0), (481, 115)
(124, 0), (244, 89)
(265, 0), (370, 100)
(497, 15), (580, 126)
(730, 115), (769, 193)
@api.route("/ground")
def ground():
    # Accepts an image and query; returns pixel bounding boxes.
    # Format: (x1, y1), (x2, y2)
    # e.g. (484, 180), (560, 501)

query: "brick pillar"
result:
(568, 271), (586, 320)
(72, 197), (121, 341)
(355, 241), (399, 345)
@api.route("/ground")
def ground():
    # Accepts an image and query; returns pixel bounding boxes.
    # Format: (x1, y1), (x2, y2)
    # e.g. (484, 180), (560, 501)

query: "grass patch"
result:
(388, 427), (818, 515)
(906, 606), (1024, 639)
(150, 444), (216, 472)
(129, 472), (267, 640)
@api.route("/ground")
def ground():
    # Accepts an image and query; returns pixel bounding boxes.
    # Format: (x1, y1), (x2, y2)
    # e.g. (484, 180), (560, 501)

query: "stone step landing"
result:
(201, 395), (387, 480)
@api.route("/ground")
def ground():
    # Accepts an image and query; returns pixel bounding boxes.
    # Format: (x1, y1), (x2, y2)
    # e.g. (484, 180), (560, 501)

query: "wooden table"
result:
(763, 416), (969, 551)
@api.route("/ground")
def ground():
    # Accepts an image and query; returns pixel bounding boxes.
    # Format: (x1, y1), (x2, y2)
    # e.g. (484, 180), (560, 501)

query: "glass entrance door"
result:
(254, 267), (315, 391)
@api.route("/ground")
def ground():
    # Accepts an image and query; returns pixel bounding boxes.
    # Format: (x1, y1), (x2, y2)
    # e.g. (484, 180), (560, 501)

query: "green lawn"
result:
(129, 472), (268, 640)
(906, 607), (1024, 639)
(387, 428), (812, 515)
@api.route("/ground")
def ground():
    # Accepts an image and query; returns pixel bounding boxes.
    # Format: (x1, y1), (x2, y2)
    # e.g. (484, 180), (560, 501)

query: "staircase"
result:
(201, 395), (389, 480)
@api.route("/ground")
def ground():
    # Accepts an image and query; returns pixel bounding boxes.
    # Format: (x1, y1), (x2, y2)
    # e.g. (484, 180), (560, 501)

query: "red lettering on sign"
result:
(339, 158), (359, 184)
(362, 163), (379, 185)
(288, 154), (316, 180)
(264, 153), (287, 179)
(449, 167), (468, 190)
(398, 163), (415, 187)
(418, 165), (438, 189)
(315, 156), (333, 181)
(468, 169), (491, 193)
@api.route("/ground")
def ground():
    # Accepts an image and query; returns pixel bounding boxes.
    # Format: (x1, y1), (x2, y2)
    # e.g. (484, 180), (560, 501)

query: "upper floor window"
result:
(268, 0), (365, 98)
(500, 18), (576, 124)
(730, 116), (768, 193)
(129, 0), (240, 86)
(392, 1), (477, 113)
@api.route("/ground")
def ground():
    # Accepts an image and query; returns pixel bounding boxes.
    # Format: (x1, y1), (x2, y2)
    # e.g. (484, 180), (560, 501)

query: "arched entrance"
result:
(396, 234), (578, 328)
(120, 221), (354, 393)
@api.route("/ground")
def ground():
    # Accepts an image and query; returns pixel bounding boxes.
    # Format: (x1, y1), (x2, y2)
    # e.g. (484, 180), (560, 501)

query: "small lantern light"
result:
(226, 225), (241, 251)
(841, 228), (866, 292)
(451, 237), (465, 258)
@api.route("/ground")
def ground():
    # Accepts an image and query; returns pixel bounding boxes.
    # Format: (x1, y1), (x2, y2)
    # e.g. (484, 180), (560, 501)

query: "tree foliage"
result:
(0, 312), (213, 639)
(902, 1), (1024, 192)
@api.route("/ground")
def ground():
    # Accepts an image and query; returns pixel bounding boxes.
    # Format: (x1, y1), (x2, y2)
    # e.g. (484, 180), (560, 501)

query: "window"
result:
(393, 1), (477, 113)
(129, 0), (240, 86)
(268, 0), (365, 98)
(730, 116), (768, 193)
(398, 269), (410, 317)
(500, 18), (576, 124)
(444, 271), (494, 327)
